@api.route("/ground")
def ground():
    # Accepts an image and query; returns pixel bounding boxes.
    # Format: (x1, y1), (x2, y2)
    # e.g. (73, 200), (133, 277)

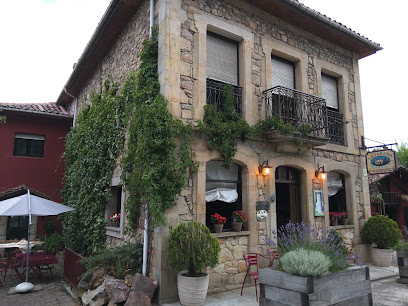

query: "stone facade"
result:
(68, 0), (375, 302)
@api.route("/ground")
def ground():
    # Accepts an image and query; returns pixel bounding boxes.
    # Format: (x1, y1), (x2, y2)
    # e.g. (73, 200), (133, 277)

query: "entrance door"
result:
(275, 166), (301, 230)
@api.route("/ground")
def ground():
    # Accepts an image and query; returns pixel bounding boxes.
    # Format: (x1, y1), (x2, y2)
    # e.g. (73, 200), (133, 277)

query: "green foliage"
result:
(198, 84), (250, 169)
(121, 26), (195, 229)
(369, 181), (383, 203)
(80, 241), (143, 280)
(43, 220), (56, 235)
(0, 110), (6, 124)
(361, 215), (400, 249)
(280, 248), (331, 277)
(199, 88), (314, 168)
(396, 142), (408, 168)
(44, 232), (64, 254)
(167, 221), (220, 277)
(62, 78), (132, 257)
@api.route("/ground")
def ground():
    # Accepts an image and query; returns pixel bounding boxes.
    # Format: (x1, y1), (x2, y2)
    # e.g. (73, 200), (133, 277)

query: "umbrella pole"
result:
(26, 189), (33, 284)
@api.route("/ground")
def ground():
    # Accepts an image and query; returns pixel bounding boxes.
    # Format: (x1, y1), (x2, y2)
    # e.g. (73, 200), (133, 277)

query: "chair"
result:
(241, 251), (279, 301)
(2, 249), (22, 282)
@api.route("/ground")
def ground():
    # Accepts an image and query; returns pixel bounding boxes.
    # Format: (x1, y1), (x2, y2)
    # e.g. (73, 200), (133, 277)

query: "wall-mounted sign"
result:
(366, 149), (397, 175)
(256, 210), (267, 221)
(313, 190), (324, 216)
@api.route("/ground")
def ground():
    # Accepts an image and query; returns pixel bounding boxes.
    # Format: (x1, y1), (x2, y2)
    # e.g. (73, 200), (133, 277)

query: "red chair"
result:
(2, 249), (22, 282)
(241, 251), (279, 301)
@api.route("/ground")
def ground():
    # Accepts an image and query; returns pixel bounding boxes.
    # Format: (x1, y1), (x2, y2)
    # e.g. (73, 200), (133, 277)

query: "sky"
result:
(0, 0), (406, 148)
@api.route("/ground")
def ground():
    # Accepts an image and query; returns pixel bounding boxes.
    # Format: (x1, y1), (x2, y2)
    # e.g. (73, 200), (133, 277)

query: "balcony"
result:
(206, 78), (242, 117)
(263, 86), (329, 147)
(327, 109), (345, 145)
(383, 192), (402, 206)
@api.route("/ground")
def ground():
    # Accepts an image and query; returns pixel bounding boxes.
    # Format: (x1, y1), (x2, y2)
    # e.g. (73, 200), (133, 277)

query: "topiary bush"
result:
(167, 222), (220, 277)
(361, 215), (400, 249)
(280, 248), (331, 277)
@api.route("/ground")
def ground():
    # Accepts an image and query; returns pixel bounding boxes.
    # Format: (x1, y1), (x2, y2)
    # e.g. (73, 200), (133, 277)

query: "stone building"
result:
(56, 0), (382, 301)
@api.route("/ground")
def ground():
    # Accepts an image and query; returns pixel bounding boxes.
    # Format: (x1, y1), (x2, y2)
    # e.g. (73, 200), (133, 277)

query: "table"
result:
(16, 252), (58, 282)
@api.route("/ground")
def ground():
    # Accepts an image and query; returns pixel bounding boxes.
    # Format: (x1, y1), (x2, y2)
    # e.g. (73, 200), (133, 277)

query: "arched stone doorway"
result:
(275, 166), (302, 229)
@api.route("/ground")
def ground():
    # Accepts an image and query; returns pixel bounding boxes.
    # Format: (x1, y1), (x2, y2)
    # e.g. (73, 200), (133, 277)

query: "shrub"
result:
(262, 222), (350, 274)
(80, 241), (143, 279)
(167, 222), (220, 277)
(395, 226), (408, 251)
(44, 232), (64, 254)
(280, 248), (331, 277)
(361, 215), (400, 249)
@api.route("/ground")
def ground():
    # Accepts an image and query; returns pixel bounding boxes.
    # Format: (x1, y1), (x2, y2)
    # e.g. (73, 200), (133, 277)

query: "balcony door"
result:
(275, 166), (302, 230)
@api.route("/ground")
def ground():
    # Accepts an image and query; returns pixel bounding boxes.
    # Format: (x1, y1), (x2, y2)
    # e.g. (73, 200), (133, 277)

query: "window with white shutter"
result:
(272, 55), (295, 89)
(322, 74), (339, 109)
(206, 33), (239, 85)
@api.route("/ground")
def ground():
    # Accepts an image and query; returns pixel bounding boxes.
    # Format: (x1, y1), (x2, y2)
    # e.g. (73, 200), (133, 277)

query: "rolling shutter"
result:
(272, 56), (295, 89)
(322, 74), (339, 109)
(207, 33), (238, 85)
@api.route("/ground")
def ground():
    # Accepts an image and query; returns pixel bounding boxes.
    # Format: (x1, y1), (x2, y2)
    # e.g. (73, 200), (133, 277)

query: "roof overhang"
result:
(57, 0), (382, 106)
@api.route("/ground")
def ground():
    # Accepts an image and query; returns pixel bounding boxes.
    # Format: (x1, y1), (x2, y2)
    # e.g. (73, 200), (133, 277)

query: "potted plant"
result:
(395, 226), (408, 284)
(210, 213), (226, 233)
(329, 211), (340, 226)
(108, 213), (120, 227)
(361, 214), (400, 267)
(231, 210), (247, 232)
(167, 222), (220, 305)
(259, 223), (372, 304)
(339, 211), (349, 225)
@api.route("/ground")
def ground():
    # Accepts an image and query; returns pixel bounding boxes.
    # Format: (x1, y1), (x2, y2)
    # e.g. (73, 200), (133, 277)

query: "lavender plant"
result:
(395, 226), (408, 250)
(262, 222), (351, 274)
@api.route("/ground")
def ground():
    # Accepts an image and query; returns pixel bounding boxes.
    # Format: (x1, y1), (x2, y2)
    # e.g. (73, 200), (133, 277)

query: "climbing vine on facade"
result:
(62, 79), (133, 257)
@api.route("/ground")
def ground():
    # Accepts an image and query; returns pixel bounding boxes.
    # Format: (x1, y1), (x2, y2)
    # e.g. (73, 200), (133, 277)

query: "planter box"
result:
(396, 249), (408, 284)
(259, 266), (372, 305)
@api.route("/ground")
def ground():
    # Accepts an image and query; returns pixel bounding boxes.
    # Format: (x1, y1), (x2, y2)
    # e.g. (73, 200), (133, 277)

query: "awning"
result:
(205, 188), (238, 203)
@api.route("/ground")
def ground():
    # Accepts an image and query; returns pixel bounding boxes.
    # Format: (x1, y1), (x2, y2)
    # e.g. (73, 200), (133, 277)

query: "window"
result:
(272, 55), (295, 89)
(7, 216), (28, 240)
(206, 32), (239, 85)
(205, 161), (242, 231)
(321, 73), (339, 110)
(106, 186), (122, 228)
(328, 171), (347, 213)
(13, 133), (44, 158)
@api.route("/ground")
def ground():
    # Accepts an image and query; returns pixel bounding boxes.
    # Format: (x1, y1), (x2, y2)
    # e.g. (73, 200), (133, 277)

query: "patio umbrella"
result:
(0, 190), (74, 291)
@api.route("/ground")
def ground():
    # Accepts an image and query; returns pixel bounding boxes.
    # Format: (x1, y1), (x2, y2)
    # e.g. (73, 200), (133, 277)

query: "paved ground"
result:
(0, 256), (79, 306)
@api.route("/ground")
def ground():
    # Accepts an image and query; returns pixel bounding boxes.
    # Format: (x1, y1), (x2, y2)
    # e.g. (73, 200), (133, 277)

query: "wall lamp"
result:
(258, 160), (272, 175)
(315, 164), (327, 180)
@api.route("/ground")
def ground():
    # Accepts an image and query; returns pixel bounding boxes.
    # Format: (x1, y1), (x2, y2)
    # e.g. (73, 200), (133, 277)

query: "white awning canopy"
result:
(205, 188), (238, 203)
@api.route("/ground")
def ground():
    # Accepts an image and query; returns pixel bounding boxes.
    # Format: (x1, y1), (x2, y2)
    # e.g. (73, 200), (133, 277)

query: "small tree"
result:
(361, 215), (400, 249)
(396, 142), (408, 168)
(167, 222), (220, 277)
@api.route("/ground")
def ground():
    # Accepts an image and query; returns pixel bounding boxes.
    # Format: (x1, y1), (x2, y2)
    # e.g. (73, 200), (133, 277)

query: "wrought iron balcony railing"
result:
(264, 86), (328, 139)
(383, 192), (401, 205)
(206, 78), (242, 117)
(327, 109), (345, 145)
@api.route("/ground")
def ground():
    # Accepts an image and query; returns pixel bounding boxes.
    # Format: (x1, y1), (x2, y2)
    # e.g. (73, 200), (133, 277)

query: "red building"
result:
(0, 103), (72, 240)
(370, 166), (408, 230)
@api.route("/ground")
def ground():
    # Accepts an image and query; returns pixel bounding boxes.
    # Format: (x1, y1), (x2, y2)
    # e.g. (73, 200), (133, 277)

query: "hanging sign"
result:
(366, 149), (397, 175)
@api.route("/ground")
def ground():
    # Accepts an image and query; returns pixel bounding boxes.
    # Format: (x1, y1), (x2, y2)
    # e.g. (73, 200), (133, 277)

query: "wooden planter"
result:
(396, 249), (408, 284)
(259, 266), (372, 305)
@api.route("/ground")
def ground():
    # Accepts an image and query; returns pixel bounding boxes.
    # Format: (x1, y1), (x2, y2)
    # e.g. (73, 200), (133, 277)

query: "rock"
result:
(107, 300), (117, 306)
(124, 274), (134, 287)
(90, 268), (106, 289)
(130, 274), (158, 300)
(105, 279), (130, 303)
(124, 292), (150, 306)
(82, 280), (106, 306)
(90, 297), (110, 306)
(78, 278), (90, 291)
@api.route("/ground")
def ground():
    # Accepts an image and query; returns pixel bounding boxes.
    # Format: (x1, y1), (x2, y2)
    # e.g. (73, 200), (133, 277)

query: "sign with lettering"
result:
(366, 149), (397, 175)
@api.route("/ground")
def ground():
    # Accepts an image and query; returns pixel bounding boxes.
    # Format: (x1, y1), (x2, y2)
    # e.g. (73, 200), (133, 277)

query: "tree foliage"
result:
(396, 142), (408, 168)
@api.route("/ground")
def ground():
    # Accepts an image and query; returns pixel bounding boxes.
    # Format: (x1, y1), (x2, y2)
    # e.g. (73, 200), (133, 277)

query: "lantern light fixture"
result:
(258, 160), (272, 175)
(315, 164), (327, 179)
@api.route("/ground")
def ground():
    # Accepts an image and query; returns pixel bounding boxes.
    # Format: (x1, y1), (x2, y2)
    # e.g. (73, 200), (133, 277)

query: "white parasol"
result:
(0, 190), (74, 291)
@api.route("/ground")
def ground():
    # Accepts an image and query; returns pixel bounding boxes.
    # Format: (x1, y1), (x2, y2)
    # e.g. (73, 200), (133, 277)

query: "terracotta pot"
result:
(339, 218), (349, 225)
(177, 271), (209, 306)
(371, 247), (393, 267)
(330, 219), (338, 226)
(213, 224), (224, 233)
(231, 221), (243, 232)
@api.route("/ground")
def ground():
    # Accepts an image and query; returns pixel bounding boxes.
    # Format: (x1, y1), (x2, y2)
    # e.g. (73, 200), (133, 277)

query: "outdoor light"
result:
(258, 160), (272, 176)
(315, 164), (327, 179)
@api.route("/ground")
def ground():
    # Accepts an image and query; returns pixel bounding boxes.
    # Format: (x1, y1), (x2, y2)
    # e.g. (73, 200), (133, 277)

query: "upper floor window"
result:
(13, 133), (44, 158)
(272, 55), (295, 89)
(321, 73), (339, 110)
(206, 33), (239, 85)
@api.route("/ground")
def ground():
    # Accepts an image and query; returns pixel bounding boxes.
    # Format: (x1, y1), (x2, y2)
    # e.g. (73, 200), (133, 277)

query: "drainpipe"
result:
(63, 88), (77, 127)
(142, 0), (154, 277)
